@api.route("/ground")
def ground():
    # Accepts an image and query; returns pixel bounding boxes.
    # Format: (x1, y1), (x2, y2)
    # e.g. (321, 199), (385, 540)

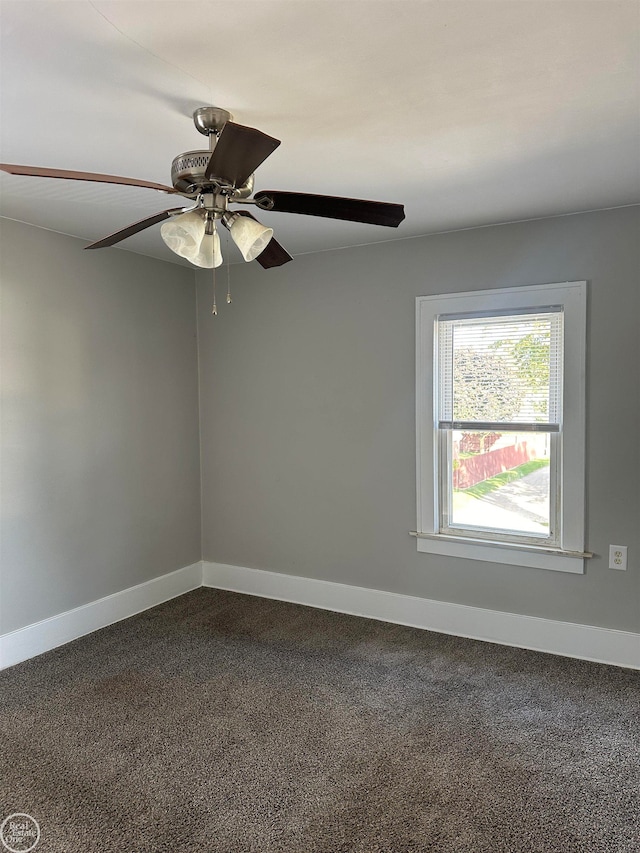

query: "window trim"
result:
(415, 281), (587, 573)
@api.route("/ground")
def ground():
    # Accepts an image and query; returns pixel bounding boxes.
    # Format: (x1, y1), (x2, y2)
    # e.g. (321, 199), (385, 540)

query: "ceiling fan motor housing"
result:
(171, 150), (215, 195)
(171, 150), (254, 198)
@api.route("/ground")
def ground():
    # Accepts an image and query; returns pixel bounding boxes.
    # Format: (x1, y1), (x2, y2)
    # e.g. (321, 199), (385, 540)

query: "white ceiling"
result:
(1, 1), (638, 267)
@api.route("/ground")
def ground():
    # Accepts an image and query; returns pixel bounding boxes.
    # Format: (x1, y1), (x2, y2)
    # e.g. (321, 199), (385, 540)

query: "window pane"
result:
(439, 312), (563, 425)
(449, 430), (551, 536)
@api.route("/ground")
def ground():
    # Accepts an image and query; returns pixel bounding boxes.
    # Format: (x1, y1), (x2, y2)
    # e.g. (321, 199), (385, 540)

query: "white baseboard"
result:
(3, 560), (637, 671)
(202, 561), (640, 670)
(0, 561), (203, 670)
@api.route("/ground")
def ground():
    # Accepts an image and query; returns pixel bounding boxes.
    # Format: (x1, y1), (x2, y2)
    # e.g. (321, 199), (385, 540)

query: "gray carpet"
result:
(1, 589), (638, 853)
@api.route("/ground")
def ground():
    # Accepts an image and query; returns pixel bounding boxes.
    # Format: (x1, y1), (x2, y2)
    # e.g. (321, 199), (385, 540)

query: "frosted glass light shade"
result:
(190, 228), (222, 269)
(161, 211), (222, 268)
(161, 211), (205, 259)
(229, 215), (273, 262)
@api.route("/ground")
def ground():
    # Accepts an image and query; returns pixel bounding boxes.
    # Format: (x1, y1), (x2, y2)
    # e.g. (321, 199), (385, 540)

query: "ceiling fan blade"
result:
(0, 163), (178, 194)
(255, 237), (293, 269)
(254, 191), (405, 228)
(84, 208), (187, 249)
(235, 211), (293, 268)
(205, 122), (280, 188)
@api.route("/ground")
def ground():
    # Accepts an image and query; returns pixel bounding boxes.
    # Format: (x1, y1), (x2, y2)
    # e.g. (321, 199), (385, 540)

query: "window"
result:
(416, 282), (587, 573)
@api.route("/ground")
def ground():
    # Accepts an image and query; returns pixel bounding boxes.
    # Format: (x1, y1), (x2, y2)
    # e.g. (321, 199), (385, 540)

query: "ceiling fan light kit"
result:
(1, 106), (405, 276)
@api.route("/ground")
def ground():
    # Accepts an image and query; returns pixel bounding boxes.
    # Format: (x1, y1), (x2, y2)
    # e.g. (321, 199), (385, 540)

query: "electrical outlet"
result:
(609, 545), (627, 570)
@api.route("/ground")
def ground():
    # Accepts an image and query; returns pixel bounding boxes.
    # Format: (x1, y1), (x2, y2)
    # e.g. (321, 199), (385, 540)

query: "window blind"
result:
(437, 310), (563, 432)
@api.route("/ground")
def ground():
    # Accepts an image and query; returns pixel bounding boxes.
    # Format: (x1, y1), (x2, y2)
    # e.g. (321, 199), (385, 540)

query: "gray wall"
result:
(3, 208), (638, 638)
(197, 206), (640, 633)
(1, 219), (201, 634)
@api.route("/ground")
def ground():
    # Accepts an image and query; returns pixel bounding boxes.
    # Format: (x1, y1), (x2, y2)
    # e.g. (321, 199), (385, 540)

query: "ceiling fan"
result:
(0, 107), (406, 270)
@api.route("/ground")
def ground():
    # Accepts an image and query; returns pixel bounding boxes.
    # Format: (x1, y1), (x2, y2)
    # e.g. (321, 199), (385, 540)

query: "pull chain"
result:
(226, 242), (232, 304)
(211, 264), (217, 316)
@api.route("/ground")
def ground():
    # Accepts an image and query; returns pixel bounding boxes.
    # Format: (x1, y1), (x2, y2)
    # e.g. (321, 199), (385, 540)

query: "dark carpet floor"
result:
(1, 588), (638, 853)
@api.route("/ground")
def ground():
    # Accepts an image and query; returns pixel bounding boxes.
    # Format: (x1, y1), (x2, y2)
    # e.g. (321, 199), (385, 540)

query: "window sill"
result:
(410, 531), (589, 573)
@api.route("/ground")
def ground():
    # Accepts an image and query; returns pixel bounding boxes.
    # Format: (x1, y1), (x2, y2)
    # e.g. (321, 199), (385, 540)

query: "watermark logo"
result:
(0, 814), (40, 852)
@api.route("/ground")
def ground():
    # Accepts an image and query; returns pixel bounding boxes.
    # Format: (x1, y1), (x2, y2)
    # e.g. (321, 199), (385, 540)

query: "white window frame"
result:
(416, 281), (587, 574)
